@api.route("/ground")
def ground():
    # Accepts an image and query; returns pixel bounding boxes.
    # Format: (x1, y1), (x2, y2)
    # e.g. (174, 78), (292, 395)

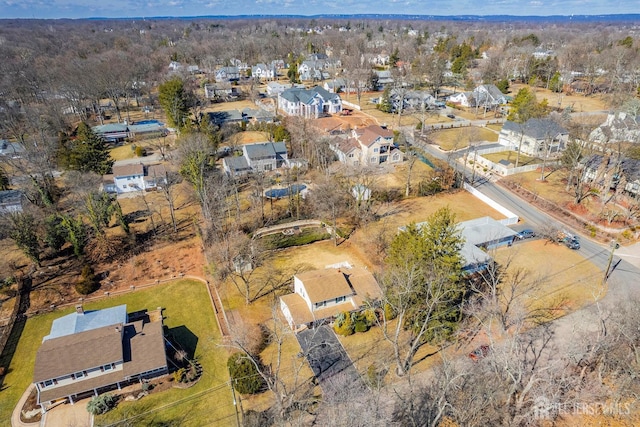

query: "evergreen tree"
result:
(61, 122), (113, 175)
(9, 213), (41, 266)
(378, 86), (393, 113)
(159, 77), (191, 130)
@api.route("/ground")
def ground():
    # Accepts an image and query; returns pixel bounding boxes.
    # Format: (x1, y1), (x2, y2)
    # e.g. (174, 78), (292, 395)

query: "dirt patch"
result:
(510, 83), (609, 112)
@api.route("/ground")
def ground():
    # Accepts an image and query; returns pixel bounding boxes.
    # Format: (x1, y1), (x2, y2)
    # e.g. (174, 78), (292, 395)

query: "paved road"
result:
(408, 129), (640, 352)
(297, 326), (366, 401)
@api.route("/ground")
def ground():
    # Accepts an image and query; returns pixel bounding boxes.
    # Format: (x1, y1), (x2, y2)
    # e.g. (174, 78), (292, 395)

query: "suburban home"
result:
(389, 89), (435, 112)
(241, 107), (276, 124)
(298, 60), (330, 81)
(498, 118), (568, 156)
(103, 163), (167, 194)
(207, 110), (246, 126)
(589, 112), (640, 145)
(448, 91), (474, 107)
(92, 123), (129, 143)
(400, 216), (518, 275)
(251, 63), (277, 80)
(204, 83), (240, 100)
(33, 305), (168, 410)
(222, 141), (288, 176)
(278, 86), (342, 118)
(0, 190), (25, 214)
(222, 156), (252, 177)
(0, 140), (25, 158)
(582, 154), (640, 197)
(214, 66), (241, 82)
(332, 125), (402, 166)
(266, 82), (305, 96)
(279, 266), (383, 330)
(373, 70), (394, 90)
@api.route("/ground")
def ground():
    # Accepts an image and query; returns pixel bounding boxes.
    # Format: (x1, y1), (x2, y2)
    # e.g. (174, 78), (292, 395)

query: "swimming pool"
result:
(133, 119), (164, 126)
(264, 184), (307, 199)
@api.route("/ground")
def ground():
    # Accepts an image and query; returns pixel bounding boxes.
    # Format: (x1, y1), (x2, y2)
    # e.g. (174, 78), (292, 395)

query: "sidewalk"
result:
(612, 241), (640, 270)
(11, 384), (39, 427)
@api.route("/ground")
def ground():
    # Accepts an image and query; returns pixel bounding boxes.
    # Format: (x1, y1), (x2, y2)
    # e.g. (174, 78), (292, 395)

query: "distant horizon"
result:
(1, 0), (639, 20)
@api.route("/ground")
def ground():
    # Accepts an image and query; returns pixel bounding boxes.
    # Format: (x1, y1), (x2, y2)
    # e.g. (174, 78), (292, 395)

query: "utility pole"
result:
(602, 239), (620, 287)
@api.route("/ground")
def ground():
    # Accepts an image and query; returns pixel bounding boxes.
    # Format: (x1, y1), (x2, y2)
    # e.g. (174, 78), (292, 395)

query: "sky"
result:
(0, 0), (638, 19)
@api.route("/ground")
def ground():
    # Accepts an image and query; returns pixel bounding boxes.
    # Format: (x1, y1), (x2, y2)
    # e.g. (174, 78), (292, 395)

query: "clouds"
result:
(0, 0), (633, 19)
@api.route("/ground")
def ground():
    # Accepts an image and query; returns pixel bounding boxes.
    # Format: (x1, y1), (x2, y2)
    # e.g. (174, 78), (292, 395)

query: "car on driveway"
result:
(515, 229), (535, 239)
(446, 113), (456, 119)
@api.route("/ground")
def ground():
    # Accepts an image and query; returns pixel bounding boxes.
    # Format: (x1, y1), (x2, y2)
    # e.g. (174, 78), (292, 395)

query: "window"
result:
(43, 379), (54, 387)
(373, 148), (379, 153)
(370, 157), (377, 163)
(103, 363), (114, 371)
(73, 371), (85, 380)
(335, 296), (345, 304)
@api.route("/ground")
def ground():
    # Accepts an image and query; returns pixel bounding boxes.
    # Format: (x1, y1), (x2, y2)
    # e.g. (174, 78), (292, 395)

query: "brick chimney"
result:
(75, 304), (84, 315)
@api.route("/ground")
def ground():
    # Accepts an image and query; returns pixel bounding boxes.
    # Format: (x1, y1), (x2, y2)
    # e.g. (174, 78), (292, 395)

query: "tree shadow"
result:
(166, 325), (198, 360)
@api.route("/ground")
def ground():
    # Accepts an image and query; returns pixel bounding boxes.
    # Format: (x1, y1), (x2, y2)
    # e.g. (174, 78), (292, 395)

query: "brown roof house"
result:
(279, 266), (383, 331)
(33, 304), (168, 410)
(102, 163), (167, 194)
(331, 125), (403, 167)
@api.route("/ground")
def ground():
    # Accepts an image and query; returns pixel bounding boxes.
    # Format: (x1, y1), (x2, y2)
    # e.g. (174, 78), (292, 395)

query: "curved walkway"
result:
(252, 219), (324, 238)
(11, 384), (38, 427)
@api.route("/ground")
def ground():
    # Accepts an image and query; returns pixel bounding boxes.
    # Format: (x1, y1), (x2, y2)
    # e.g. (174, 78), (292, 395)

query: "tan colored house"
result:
(279, 266), (383, 330)
(332, 125), (403, 166)
(33, 305), (168, 410)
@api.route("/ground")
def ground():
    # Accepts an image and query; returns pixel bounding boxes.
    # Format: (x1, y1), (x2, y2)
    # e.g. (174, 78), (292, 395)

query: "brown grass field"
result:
(430, 126), (500, 151)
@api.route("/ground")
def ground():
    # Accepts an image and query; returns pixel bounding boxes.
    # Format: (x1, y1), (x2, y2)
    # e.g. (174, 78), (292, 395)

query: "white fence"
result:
(464, 182), (519, 225)
(470, 146), (558, 177)
(342, 100), (362, 111)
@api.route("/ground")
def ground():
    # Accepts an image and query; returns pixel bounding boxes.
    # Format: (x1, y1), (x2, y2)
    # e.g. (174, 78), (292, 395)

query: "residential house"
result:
(207, 110), (245, 126)
(400, 216), (518, 275)
(278, 86), (342, 118)
(331, 138), (362, 166)
(243, 141), (288, 172)
(215, 66), (240, 82)
(447, 91), (474, 107)
(222, 156), (252, 177)
(498, 118), (568, 156)
(472, 84), (507, 108)
(334, 125), (402, 166)
(582, 154), (640, 197)
(103, 163), (167, 194)
(0, 190), (25, 214)
(33, 305), (168, 409)
(373, 70), (394, 90)
(266, 82), (305, 96)
(204, 83), (240, 100)
(390, 89), (435, 112)
(251, 63), (277, 81)
(92, 123), (129, 143)
(298, 60), (330, 81)
(279, 266), (383, 330)
(0, 140), (25, 158)
(241, 107), (276, 124)
(222, 141), (288, 176)
(589, 112), (640, 145)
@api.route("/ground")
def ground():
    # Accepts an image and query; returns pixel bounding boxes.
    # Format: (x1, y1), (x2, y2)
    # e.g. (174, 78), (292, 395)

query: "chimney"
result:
(75, 304), (84, 315)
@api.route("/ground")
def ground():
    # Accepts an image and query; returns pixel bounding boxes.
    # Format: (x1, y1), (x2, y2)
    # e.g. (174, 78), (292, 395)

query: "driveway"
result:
(42, 400), (93, 427)
(297, 326), (366, 400)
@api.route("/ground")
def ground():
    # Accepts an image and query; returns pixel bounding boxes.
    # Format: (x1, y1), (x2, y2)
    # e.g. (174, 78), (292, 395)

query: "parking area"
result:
(296, 326), (366, 400)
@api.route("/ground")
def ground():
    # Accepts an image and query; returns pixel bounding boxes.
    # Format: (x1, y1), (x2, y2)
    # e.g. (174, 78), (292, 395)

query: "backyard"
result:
(429, 126), (500, 151)
(0, 279), (236, 426)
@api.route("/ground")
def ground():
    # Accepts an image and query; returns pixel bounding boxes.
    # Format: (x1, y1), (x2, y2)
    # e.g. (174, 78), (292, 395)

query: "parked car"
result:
(563, 237), (580, 250)
(446, 113), (456, 119)
(515, 229), (535, 239)
(468, 345), (490, 361)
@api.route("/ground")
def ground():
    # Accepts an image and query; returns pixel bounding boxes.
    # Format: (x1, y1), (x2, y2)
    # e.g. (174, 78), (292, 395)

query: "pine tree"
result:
(159, 77), (191, 130)
(63, 122), (113, 175)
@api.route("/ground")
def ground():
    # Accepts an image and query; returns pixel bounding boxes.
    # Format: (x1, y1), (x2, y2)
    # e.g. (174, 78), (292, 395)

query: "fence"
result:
(470, 146), (559, 177)
(464, 182), (519, 225)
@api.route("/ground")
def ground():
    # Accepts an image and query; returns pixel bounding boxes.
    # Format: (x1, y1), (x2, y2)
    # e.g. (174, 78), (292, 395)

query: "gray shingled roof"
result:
(280, 85), (339, 105)
(503, 118), (567, 139)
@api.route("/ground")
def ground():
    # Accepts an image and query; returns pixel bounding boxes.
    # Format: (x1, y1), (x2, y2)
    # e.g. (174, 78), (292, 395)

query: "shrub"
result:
(333, 311), (355, 336)
(134, 145), (145, 157)
(383, 303), (396, 321)
(173, 367), (186, 383)
(75, 264), (99, 295)
(86, 393), (117, 415)
(228, 353), (265, 395)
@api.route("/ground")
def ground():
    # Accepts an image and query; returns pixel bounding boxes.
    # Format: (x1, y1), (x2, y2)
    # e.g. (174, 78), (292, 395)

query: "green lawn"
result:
(109, 144), (137, 161)
(0, 280), (236, 427)
(482, 151), (540, 166)
(430, 127), (499, 151)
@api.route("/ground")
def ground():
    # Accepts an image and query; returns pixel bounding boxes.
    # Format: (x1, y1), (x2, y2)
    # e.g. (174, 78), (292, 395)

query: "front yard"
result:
(0, 280), (236, 427)
(429, 126), (500, 151)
